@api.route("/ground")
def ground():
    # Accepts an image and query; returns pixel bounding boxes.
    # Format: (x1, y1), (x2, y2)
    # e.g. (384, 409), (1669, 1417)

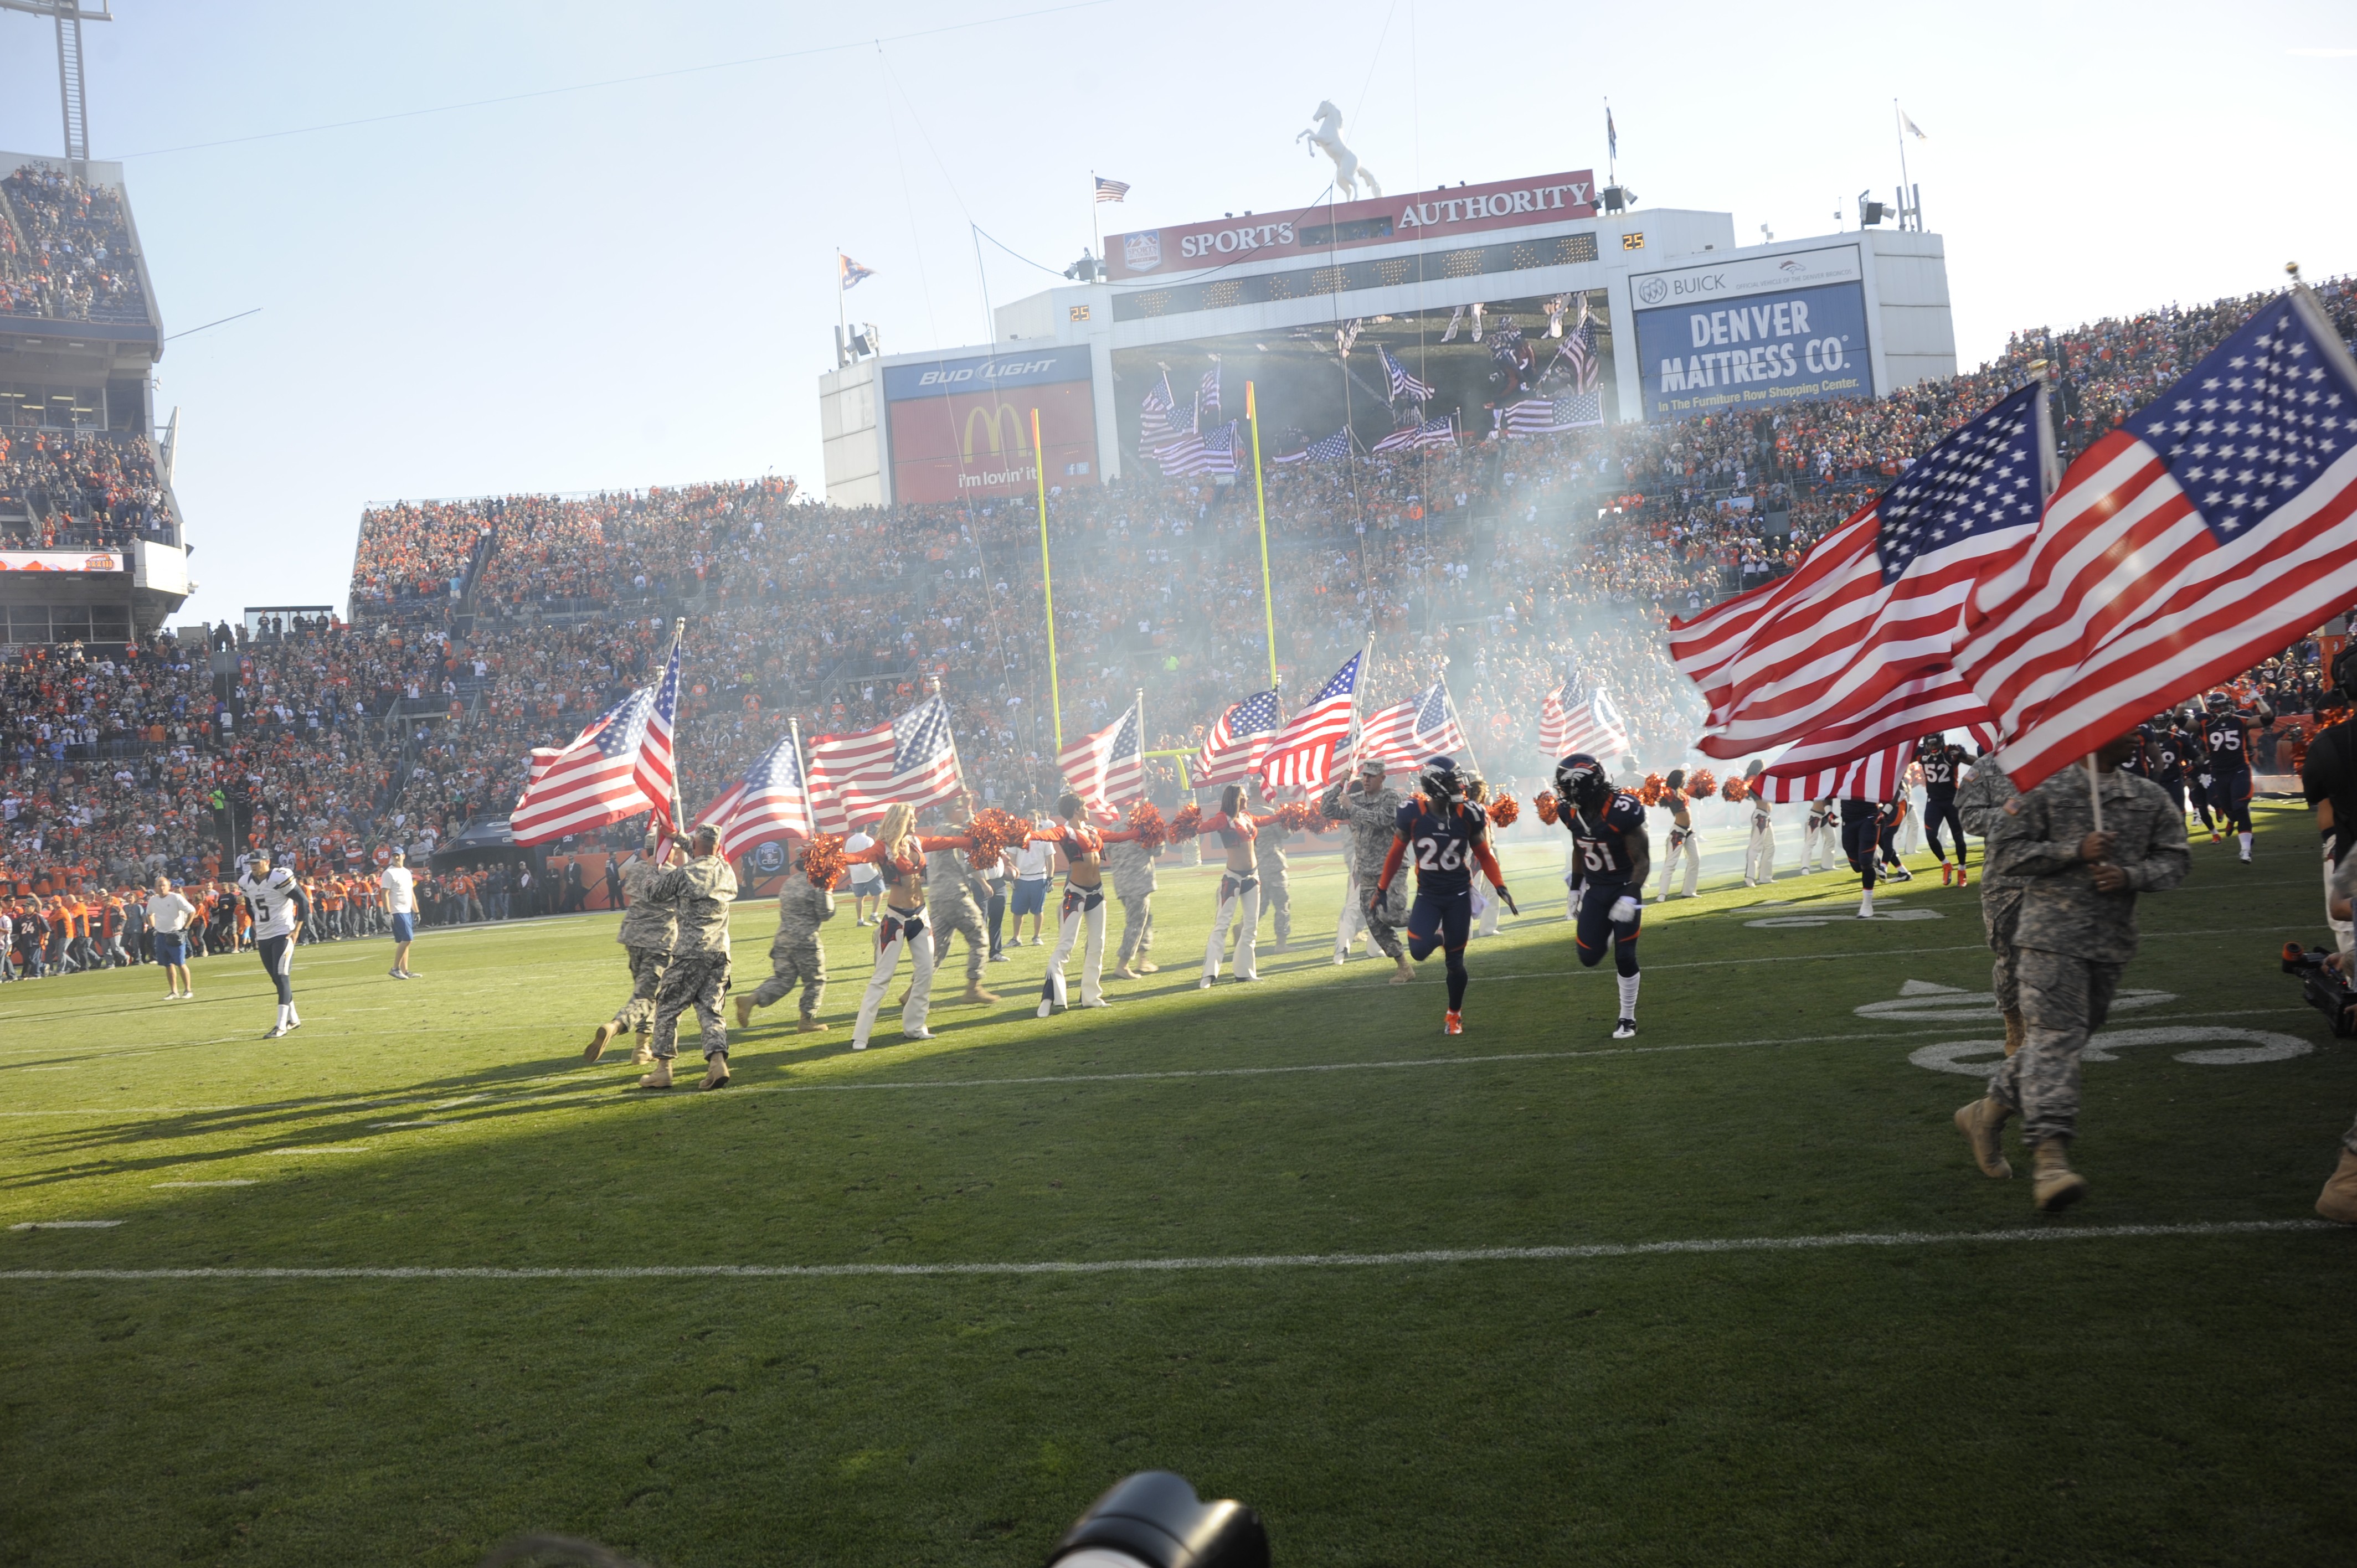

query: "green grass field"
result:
(6, 803), (2355, 1566)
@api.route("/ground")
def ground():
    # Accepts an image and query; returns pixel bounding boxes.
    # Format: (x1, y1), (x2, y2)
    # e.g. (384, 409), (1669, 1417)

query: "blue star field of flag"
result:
(1225, 689), (1282, 739)
(595, 689), (652, 759)
(744, 731), (803, 791)
(1309, 650), (1363, 703)
(2126, 299), (2357, 544)
(892, 697), (955, 773)
(1107, 705), (1141, 761)
(1875, 380), (2046, 582)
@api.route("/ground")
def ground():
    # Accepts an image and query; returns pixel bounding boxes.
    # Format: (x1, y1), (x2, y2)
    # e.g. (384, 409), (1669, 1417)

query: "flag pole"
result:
(2088, 751), (2102, 834)
(667, 617), (687, 837)
(1033, 407), (1063, 750)
(1248, 379), (1279, 692)
(1135, 686), (1147, 803)
(788, 715), (807, 838)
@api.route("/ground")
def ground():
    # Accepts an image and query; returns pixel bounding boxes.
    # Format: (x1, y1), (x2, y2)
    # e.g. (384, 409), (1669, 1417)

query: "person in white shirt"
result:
(147, 874), (197, 999)
(1009, 809), (1057, 945)
(235, 850), (311, 1038)
(379, 849), (419, 979)
(845, 827), (882, 926)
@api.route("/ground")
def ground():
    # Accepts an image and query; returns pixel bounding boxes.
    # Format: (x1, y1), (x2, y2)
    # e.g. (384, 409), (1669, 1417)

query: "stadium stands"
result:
(0, 162), (150, 325)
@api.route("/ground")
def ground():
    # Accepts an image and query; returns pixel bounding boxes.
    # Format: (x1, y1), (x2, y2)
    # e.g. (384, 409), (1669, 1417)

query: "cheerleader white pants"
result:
(1897, 797), (1922, 855)
(1801, 818), (1831, 871)
(1471, 880), (1502, 936)
(1744, 813), (1777, 884)
(1659, 827), (1701, 900)
(852, 911), (934, 1049)
(1041, 884), (1107, 1009)
(1203, 875), (1260, 981)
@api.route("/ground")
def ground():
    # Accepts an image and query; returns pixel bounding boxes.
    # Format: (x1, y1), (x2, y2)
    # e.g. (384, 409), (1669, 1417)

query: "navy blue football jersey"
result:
(1560, 792), (1646, 887)
(2152, 727), (2187, 785)
(1394, 799), (1489, 895)
(2202, 713), (2252, 773)
(1918, 742), (1958, 789)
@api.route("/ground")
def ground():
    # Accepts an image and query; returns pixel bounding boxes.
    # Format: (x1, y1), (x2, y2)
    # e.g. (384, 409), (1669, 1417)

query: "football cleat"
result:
(1443, 1010), (1463, 1035)
(1612, 1017), (1638, 1040)
(1941, 863), (1953, 886)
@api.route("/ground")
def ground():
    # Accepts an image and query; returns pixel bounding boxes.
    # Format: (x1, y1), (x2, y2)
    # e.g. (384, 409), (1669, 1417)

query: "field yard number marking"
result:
(1748, 901), (1943, 929)
(1859, 979), (2177, 1024)
(1909, 1025), (2312, 1077)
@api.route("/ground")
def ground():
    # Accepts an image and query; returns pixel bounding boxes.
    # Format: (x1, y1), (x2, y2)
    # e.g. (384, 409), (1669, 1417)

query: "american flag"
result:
(1157, 420), (1238, 478)
(1200, 360), (1221, 415)
(1959, 289), (2357, 789)
(1372, 415), (1457, 455)
(1671, 381), (2054, 761)
(1380, 345), (1434, 405)
(1260, 651), (1364, 788)
(1560, 303), (1599, 393)
(805, 694), (963, 833)
(1058, 700), (1144, 821)
(1274, 428), (1353, 465)
(1094, 176), (1130, 203)
(1540, 684), (1629, 762)
(1192, 687), (1282, 786)
(696, 723), (815, 859)
(1497, 395), (1602, 437)
(1751, 739), (1915, 804)
(1354, 678), (1467, 772)
(1758, 670), (1997, 778)
(511, 642), (681, 844)
(1138, 373), (1187, 453)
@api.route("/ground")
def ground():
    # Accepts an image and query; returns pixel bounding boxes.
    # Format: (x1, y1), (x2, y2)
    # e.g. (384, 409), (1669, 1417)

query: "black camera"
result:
(2281, 942), (2357, 1038)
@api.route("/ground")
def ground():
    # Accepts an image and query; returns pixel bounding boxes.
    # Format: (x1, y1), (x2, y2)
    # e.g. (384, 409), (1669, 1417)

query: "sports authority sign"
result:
(1107, 169), (1598, 279)
(0, 550), (123, 572)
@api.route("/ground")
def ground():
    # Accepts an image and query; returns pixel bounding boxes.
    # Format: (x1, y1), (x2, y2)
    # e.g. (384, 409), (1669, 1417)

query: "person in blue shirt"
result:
(1372, 757), (1516, 1035)
(1552, 753), (1650, 1039)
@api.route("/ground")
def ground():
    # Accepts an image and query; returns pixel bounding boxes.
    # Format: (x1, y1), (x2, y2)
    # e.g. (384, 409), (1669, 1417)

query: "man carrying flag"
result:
(1059, 700), (1144, 821)
(709, 725), (837, 1038)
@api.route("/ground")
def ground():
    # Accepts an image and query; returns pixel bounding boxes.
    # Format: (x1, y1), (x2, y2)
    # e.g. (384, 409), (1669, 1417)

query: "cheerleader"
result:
(1465, 770), (1504, 937)
(1037, 792), (1144, 1016)
(1656, 770), (1701, 902)
(1197, 785), (1284, 986)
(844, 802), (981, 1051)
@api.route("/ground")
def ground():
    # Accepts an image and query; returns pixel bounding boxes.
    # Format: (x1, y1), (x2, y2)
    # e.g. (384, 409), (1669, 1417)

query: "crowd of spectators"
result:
(0, 163), (149, 324)
(0, 427), (174, 550)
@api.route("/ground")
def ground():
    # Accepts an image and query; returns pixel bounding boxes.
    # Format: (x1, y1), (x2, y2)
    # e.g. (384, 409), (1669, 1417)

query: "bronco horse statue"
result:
(1296, 101), (1381, 200)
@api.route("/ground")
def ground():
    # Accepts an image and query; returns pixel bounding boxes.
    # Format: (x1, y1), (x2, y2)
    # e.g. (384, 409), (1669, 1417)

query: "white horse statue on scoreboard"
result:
(1297, 101), (1381, 200)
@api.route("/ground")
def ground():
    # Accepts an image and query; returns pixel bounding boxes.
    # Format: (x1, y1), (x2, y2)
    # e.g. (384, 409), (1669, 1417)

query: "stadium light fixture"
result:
(1857, 191), (1886, 227)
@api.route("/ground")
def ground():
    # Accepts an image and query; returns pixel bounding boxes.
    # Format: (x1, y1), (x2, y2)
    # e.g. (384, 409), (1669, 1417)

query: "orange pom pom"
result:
(1126, 798), (1169, 853)
(1486, 794), (1520, 827)
(1639, 772), (1667, 806)
(963, 807), (1033, 873)
(1276, 800), (1324, 833)
(802, 833), (848, 889)
(1721, 775), (1749, 803)
(1169, 802), (1203, 842)
(1533, 791), (1559, 825)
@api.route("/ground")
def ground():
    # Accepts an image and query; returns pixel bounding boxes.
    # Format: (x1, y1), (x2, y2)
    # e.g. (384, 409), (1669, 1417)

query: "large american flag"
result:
(1157, 420), (1237, 478)
(1274, 428), (1353, 466)
(1058, 700), (1144, 821)
(805, 694), (963, 833)
(1372, 415), (1457, 455)
(1759, 670), (1996, 777)
(511, 642), (681, 844)
(1192, 687), (1282, 786)
(1558, 302), (1599, 393)
(1354, 678), (1467, 772)
(1753, 715), (1999, 803)
(695, 723), (815, 859)
(1539, 683), (1629, 762)
(1380, 345), (1434, 406)
(1260, 651), (1363, 788)
(1671, 381), (2054, 761)
(1958, 290), (2357, 789)
(1496, 395), (1602, 437)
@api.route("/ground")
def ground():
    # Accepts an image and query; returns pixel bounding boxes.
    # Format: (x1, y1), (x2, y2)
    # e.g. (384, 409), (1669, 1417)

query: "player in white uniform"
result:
(236, 850), (311, 1038)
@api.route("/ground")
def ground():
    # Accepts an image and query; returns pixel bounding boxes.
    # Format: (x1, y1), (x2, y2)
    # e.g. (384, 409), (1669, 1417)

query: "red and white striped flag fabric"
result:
(1539, 684), (1629, 762)
(1058, 701), (1144, 821)
(694, 724), (814, 859)
(805, 694), (963, 834)
(1751, 739), (1917, 804)
(1191, 687), (1282, 787)
(1354, 678), (1468, 772)
(1756, 670), (1998, 778)
(1670, 383), (2054, 759)
(1260, 651), (1363, 788)
(1958, 289), (2357, 790)
(510, 642), (681, 844)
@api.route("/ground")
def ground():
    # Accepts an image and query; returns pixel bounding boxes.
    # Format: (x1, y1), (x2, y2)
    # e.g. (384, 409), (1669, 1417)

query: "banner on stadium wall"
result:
(0, 550), (124, 572)
(883, 345), (1099, 504)
(1628, 244), (1872, 421)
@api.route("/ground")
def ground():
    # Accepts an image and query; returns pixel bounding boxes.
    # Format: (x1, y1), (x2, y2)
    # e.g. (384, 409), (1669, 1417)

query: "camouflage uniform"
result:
(750, 874), (835, 1019)
(647, 853), (738, 1061)
(1320, 777), (1405, 959)
(1983, 766), (2189, 1144)
(1108, 834), (1157, 966)
(1253, 813), (1293, 947)
(608, 854), (676, 1034)
(1957, 758), (2025, 1014)
(925, 844), (990, 986)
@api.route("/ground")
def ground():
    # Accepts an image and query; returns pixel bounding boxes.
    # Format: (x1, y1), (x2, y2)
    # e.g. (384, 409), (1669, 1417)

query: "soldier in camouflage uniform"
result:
(585, 838), (675, 1066)
(1320, 756), (1413, 981)
(640, 824), (740, 1091)
(1955, 752), (2026, 1057)
(920, 796), (997, 1007)
(1953, 736), (2188, 1210)
(1108, 821), (1159, 979)
(1252, 783), (1294, 951)
(733, 839), (836, 1034)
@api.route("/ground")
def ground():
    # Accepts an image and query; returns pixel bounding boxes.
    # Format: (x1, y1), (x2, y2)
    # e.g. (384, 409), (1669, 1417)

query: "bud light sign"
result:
(1629, 244), (1873, 421)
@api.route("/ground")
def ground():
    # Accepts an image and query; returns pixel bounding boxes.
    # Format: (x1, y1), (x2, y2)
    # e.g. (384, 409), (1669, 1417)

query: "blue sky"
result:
(2, 0), (2351, 623)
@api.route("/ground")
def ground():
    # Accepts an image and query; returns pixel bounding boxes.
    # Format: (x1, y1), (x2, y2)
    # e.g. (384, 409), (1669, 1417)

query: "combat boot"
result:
(2317, 1147), (2357, 1224)
(962, 980), (999, 1005)
(637, 1056), (673, 1090)
(796, 1015), (827, 1034)
(1954, 1096), (2013, 1179)
(1389, 953), (1415, 985)
(1137, 960), (1159, 973)
(2031, 1139), (2086, 1212)
(1111, 963), (1140, 981)
(583, 1022), (616, 1063)
(700, 1055), (730, 1091)
(733, 995), (753, 1029)
(631, 1031), (655, 1064)
(2002, 1009), (2026, 1058)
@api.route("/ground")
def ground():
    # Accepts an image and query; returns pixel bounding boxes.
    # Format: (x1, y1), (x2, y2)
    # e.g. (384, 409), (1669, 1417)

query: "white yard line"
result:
(0, 1219), (2331, 1281)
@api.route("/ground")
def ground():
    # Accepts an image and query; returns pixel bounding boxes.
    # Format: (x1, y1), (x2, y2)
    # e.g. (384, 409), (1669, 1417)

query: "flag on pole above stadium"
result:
(1094, 176), (1130, 203)
(805, 694), (964, 834)
(1192, 688), (1283, 787)
(1540, 684), (1629, 762)
(510, 641), (681, 844)
(1607, 107), (1618, 158)
(1957, 288), (2357, 790)
(1260, 651), (1364, 789)
(839, 254), (876, 291)
(1058, 700), (1145, 821)
(1372, 415), (1457, 455)
(1901, 108), (1928, 138)
(696, 724), (815, 859)
(1380, 345), (1434, 406)
(1354, 678), (1468, 773)
(1670, 381), (2055, 761)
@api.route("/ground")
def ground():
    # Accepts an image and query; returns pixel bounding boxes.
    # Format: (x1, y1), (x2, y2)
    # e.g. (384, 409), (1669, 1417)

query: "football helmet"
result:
(1555, 753), (1610, 812)
(1419, 757), (1465, 806)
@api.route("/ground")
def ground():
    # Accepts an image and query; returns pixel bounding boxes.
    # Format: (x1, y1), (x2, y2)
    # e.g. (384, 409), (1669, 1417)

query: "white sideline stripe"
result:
(153, 1180), (254, 1188)
(263, 1146), (370, 1155)
(0, 1220), (2332, 1281)
(9, 1220), (122, 1230)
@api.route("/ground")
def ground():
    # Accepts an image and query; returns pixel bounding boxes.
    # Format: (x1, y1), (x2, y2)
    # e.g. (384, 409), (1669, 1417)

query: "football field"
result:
(6, 805), (2355, 1566)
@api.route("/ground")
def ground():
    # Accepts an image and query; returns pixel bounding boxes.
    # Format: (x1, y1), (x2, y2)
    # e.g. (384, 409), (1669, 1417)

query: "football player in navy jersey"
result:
(1372, 758), (1516, 1035)
(1918, 734), (1969, 886)
(2143, 716), (2190, 825)
(2201, 695), (2258, 861)
(1552, 752), (1650, 1039)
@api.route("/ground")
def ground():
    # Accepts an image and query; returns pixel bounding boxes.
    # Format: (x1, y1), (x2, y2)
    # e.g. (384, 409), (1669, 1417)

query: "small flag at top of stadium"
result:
(839, 254), (876, 291)
(1094, 176), (1131, 203)
(1900, 107), (1927, 139)
(1606, 106), (1618, 159)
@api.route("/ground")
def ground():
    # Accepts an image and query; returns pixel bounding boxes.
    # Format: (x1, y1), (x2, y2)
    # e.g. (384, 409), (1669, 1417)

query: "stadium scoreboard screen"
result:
(880, 345), (1099, 504)
(1628, 244), (1872, 421)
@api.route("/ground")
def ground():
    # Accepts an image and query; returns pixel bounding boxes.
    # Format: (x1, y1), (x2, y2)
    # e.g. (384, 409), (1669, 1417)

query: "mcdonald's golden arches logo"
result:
(961, 402), (1032, 462)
